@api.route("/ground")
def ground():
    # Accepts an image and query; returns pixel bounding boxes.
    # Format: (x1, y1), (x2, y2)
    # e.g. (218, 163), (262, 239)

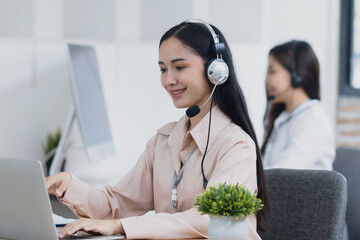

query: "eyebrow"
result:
(158, 58), (187, 65)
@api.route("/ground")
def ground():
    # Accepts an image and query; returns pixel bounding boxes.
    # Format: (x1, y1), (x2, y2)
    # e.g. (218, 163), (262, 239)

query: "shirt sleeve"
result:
(58, 135), (157, 219)
(122, 136), (261, 240)
(269, 118), (335, 170)
(121, 208), (209, 239)
(207, 136), (260, 240)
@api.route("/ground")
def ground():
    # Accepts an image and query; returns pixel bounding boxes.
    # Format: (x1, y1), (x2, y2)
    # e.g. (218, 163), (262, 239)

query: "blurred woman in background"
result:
(261, 40), (335, 170)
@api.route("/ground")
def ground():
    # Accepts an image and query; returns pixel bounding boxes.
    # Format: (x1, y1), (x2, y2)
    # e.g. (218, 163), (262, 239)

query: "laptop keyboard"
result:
(58, 233), (125, 239)
(60, 235), (91, 239)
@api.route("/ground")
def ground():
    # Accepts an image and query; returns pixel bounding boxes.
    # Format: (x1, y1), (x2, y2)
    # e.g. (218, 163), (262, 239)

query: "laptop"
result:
(0, 158), (124, 240)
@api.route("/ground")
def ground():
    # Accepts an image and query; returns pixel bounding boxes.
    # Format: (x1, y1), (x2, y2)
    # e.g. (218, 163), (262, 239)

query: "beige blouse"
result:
(60, 105), (261, 239)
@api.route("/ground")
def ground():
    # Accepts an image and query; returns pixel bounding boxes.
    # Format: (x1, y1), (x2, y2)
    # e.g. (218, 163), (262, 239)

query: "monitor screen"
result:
(68, 44), (115, 163)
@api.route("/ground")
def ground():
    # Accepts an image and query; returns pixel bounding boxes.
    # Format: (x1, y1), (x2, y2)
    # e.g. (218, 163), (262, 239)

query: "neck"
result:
(189, 99), (213, 131)
(285, 88), (310, 112)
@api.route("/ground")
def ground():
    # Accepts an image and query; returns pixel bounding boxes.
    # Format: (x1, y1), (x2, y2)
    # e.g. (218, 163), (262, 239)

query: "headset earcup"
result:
(206, 58), (229, 85)
(291, 73), (303, 88)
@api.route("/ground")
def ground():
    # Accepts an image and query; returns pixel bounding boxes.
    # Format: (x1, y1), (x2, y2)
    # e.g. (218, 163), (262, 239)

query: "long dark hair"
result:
(160, 20), (268, 232)
(261, 40), (320, 154)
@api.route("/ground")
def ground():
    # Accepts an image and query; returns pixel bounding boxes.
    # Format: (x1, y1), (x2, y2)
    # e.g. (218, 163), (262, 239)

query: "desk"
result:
(1, 232), (203, 240)
(0, 238), (203, 240)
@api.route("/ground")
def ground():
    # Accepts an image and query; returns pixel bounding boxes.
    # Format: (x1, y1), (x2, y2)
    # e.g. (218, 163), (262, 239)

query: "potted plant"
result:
(42, 128), (62, 176)
(194, 183), (263, 240)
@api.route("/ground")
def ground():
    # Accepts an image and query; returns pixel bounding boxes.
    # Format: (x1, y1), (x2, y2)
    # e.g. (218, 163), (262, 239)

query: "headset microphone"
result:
(267, 86), (292, 101)
(186, 106), (200, 118)
(183, 19), (229, 190)
(267, 95), (275, 101)
(186, 82), (219, 118)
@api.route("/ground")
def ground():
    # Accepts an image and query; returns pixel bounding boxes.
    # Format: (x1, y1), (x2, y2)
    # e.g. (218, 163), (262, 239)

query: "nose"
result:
(265, 74), (271, 88)
(162, 70), (177, 87)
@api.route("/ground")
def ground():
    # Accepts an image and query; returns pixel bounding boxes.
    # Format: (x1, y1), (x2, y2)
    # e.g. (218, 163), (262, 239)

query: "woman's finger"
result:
(45, 175), (57, 193)
(45, 172), (71, 198)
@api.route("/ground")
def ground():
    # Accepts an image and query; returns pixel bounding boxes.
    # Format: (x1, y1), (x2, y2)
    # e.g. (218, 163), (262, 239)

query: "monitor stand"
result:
(49, 107), (76, 176)
(48, 108), (118, 185)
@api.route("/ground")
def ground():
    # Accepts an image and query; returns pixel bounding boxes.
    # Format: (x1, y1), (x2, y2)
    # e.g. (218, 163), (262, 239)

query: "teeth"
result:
(172, 89), (185, 94)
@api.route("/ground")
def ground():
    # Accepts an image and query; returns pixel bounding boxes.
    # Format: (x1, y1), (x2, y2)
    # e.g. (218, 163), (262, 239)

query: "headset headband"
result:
(290, 40), (303, 88)
(185, 19), (226, 58)
(186, 19), (219, 44)
(291, 40), (297, 74)
(184, 19), (229, 86)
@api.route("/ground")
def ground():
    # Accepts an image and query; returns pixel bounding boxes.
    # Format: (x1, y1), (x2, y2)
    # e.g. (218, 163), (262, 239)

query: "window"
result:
(340, 0), (360, 94)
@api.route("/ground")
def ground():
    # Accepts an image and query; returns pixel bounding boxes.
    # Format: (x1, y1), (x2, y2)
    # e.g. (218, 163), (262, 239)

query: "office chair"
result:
(333, 147), (360, 240)
(259, 169), (347, 240)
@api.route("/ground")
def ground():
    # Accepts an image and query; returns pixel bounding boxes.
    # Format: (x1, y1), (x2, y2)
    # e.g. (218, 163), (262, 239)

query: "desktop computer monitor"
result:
(68, 44), (115, 162)
(49, 44), (115, 175)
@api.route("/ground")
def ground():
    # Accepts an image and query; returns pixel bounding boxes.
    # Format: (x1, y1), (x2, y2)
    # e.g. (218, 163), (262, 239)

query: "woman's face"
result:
(265, 54), (292, 104)
(158, 37), (212, 109)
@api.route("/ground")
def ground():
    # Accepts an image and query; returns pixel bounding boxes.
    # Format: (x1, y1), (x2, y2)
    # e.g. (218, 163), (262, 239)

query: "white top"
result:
(262, 99), (335, 170)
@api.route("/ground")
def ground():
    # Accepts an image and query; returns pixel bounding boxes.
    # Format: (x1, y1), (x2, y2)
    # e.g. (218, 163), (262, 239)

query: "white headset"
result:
(186, 19), (229, 85)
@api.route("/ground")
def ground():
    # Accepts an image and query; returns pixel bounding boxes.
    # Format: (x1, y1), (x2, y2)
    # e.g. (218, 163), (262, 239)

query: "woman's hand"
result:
(57, 219), (124, 238)
(45, 172), (72, 198)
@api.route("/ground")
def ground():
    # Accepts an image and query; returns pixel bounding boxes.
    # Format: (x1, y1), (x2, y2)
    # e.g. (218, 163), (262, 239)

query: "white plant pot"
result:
(208, 215), (248, 240)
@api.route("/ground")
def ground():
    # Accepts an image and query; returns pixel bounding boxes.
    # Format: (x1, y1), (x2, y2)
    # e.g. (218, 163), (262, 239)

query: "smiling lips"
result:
(170, 88), (186, 98)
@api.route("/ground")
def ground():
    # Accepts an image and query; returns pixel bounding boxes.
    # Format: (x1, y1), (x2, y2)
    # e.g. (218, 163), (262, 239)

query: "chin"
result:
(173, 104), (188, 109)
(172, 101), (191, 109)
(271, 98), (285, 104)
(173, 105), (186, 109)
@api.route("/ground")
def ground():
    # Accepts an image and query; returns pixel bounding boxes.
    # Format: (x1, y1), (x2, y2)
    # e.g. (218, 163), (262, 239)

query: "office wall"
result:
(0, 0), (340, 183)
(337, 96), (360, 147)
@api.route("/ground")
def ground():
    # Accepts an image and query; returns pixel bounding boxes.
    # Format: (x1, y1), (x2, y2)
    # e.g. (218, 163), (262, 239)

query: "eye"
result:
(176, 66), (184, 71)
(160, 68), (167, 73)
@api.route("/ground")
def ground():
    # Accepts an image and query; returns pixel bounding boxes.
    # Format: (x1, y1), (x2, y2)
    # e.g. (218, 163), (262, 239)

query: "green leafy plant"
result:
(194, 183), (263, 220)
(43, 128), (62, 175)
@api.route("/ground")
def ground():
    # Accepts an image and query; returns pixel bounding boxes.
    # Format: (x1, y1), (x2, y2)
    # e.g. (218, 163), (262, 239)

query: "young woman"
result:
(261, 40), (335, 170)
(46, 20), (268, 239)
